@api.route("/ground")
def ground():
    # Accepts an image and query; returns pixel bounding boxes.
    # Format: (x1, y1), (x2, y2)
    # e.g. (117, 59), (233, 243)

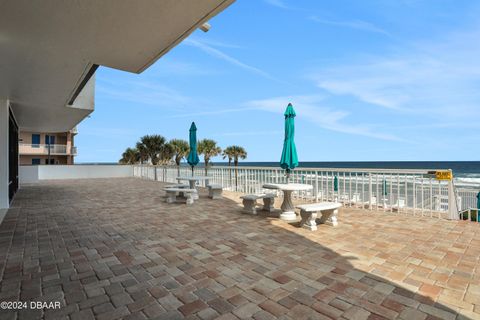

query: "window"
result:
(32, 158), (40, 165)
(32, 134), (40, 147)
(45, 135), (55, 145)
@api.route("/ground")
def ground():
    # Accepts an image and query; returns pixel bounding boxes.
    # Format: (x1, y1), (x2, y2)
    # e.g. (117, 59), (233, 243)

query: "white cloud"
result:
(166, 107), (256, 119)
(263, 0), (289, 9)
(311, 25), (480, 120)
(310, 16), (390, 36)
(246, 95), (403, 141)
(194, 38), (244, 49)
(97, 79), (191, 108)
(183, 38), (281, 82)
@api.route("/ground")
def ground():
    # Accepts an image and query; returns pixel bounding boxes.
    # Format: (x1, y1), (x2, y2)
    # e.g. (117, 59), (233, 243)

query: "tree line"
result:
(119, 135), (247, 175)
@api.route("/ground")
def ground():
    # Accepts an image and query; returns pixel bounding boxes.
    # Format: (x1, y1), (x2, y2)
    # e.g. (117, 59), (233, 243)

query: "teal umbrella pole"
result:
(280, 103), (299, 183)
(382, 179), (388, 208)
(187, 122), (200, 176)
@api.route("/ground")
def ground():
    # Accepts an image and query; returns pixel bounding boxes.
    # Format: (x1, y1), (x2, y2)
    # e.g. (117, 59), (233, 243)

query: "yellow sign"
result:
(435, 171), (453, 181)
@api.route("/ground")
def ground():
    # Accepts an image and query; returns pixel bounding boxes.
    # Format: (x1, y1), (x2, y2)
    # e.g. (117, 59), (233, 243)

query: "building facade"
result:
(0, 0), (235, 212)
(19, 129), (77, 165)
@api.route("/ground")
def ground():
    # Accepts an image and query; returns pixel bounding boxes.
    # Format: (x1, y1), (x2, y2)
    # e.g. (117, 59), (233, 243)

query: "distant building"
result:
(19, 128), (77, 165)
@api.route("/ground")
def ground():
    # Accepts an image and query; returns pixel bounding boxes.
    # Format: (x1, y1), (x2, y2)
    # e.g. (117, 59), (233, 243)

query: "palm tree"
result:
(222, 147), (234, 166)
(158, 143), (175, 165)
(119, 147), (140, 164)
(135, 141), (148, 164)
(198, 139), (221, 175)
(169, 139), (189, 176)
(224, 145), (247, 190)
(137, 135), (167, 165)
(222, 146), (234, 186)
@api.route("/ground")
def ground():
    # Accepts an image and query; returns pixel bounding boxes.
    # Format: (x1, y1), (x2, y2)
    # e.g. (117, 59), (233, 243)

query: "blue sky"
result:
(76, 0), (480, 163)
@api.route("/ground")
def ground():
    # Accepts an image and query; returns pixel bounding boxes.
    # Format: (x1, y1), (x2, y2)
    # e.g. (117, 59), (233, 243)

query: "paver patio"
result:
(0, 178), (479, 320)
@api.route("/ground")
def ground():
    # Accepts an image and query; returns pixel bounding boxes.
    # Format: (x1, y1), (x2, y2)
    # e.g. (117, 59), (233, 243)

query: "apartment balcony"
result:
(19, 143), (76, 156)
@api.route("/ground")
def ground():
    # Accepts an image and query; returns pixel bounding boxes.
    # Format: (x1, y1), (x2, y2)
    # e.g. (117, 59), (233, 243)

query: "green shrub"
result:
(461, 209), (478, 221)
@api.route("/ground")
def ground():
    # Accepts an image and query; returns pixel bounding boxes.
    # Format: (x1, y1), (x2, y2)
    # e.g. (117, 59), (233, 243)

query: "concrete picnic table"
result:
(176, 176), (210, 199)
(262, 183), (313, 221)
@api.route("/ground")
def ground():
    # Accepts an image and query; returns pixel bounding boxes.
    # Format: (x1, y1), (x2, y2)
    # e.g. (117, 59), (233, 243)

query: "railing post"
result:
(447, 171), (458, 220)
(219, 168), (222, 187)
(369, 173), (373, 210)
(244, 169), (247, 193)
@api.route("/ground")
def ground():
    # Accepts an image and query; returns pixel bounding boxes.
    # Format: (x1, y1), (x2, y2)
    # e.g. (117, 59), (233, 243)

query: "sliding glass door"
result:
(8, 110), (18, 202)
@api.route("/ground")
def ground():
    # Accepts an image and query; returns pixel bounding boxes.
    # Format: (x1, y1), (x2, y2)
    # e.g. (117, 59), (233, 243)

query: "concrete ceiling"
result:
(0, 0), (235, 132)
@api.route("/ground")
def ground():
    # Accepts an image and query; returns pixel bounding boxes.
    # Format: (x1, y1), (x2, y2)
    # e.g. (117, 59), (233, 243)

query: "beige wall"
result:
(20, 155), (70, 166)
(19, 131), (69, 144)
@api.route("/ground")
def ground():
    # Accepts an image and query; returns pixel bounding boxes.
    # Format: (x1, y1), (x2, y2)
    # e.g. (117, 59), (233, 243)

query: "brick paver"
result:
(0, 178), (479, 319)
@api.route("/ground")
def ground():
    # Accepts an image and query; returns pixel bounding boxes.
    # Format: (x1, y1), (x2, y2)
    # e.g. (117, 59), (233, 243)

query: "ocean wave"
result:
(455, 177), (480, 187)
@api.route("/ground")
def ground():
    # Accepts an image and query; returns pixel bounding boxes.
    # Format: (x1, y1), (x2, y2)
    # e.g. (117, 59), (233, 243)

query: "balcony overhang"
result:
(0, 0), (235, 132)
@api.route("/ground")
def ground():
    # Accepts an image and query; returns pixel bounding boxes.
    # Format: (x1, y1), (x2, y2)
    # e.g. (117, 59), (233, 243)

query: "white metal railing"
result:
(133, 165), (478, 221)
(19, 143), (70, 155)
(456, 188), (479, 222)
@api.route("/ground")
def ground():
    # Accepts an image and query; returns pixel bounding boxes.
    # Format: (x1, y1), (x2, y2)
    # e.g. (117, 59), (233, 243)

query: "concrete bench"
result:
(164, 187), (197, 205)
(296, 202), (342, 231)
(163, 184), (189, 198)
(167, 183), (189, 189)
(207, 184), (223, 200)
(240, 193), (275, 215)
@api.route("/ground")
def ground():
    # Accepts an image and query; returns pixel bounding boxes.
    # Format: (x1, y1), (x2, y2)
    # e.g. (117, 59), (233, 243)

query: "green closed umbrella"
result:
(187, 122), (199, 176)
(333, 176), (338, 192)
(280, 103), (299, 182)
(382, 179), (388, 208)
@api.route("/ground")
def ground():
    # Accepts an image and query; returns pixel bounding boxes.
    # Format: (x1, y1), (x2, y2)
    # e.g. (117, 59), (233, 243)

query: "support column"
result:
(0, 99), (9, 210)
(66, 131), (72, 165)
(368, 174), (373, 209)
(447, 172), (458, 220)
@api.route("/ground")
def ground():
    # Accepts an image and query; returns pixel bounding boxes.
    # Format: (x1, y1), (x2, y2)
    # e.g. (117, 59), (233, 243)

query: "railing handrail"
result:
(20, 143), (68, 147)
(133, 164), (446, 175)
(19, 143), (72, 155)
